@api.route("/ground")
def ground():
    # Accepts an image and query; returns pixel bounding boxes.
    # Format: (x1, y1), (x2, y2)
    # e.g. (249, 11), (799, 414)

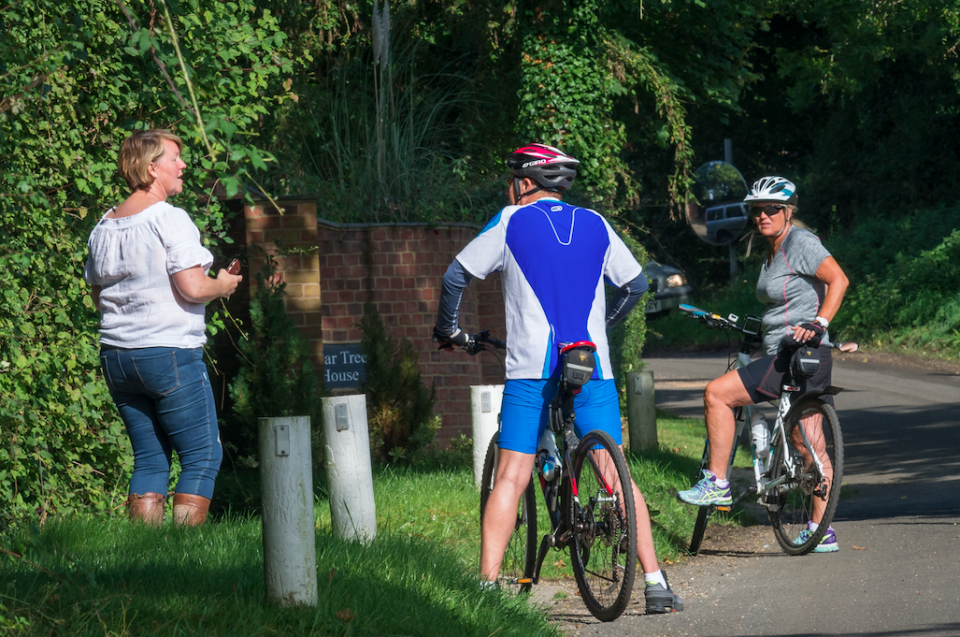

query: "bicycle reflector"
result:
(560, 342), (596, 386)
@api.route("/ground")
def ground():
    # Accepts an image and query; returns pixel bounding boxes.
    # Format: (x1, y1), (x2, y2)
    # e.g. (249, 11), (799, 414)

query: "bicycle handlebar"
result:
(435, 329), (506, 355)
(463, 330), (506, 355)
(679, 303), (859, 353)
(679, 303), (757, 335)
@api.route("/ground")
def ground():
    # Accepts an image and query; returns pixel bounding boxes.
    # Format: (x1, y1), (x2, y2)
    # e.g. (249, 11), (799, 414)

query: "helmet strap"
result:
(513, 177), (546, 202)
(519, 185), (545, 200)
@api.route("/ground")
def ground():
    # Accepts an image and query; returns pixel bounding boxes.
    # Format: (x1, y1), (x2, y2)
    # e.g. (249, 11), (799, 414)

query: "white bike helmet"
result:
(744, 176), (798, 205)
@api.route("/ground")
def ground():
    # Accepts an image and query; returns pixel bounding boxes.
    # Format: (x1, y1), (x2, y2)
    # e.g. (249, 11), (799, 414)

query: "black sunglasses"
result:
(749, 204), (786, 218)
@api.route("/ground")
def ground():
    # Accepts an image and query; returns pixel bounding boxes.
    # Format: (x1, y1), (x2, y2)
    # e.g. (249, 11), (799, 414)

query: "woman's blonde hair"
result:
(786, 206), (811, 231)
(118, 129), (183, 190)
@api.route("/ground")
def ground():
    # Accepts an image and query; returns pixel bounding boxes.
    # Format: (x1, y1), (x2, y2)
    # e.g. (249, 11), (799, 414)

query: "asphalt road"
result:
(532, 350), (960, 636)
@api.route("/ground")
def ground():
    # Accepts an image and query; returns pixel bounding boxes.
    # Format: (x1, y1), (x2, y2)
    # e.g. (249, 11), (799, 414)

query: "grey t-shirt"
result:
(756, 225), (831, 354)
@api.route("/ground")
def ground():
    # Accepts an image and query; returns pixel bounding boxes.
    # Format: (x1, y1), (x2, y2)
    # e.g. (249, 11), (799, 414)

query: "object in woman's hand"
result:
(227, 259), (240, 275)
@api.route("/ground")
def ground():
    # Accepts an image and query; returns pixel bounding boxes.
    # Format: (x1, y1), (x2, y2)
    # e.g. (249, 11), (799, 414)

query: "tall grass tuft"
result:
(272, 29), (501, 225)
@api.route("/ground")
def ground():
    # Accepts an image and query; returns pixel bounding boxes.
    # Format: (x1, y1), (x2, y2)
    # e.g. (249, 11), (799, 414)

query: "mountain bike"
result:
(461, 331), (637, 622)
(679, 304), (856, 556)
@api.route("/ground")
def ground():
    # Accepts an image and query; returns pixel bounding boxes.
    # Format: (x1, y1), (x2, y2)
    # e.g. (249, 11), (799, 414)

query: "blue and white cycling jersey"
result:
(454, 198), (643, 381)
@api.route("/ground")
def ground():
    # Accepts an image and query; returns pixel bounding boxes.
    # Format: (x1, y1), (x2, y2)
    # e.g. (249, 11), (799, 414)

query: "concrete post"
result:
(322, 395), (377, 543)
(259, 415), (318, 607)
(471, 385), (503, 487)
(626, 371), (657, 452)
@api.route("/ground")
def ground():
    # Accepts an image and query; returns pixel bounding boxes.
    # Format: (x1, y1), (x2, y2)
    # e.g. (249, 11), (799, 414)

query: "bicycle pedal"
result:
(516, 578), (533, 585)
(715, 505), (731, 512)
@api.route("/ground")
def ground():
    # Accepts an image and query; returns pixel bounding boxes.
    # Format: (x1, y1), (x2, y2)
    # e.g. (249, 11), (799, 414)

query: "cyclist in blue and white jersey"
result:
(434, 143), (683, 613)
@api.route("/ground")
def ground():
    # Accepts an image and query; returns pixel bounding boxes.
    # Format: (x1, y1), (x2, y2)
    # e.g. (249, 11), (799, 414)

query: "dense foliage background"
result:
(0, 0), (293, 525)
(2, 0), (958, 525)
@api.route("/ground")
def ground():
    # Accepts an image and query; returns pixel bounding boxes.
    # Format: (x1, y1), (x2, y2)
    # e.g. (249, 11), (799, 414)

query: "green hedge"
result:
(0, 0), (292, 525)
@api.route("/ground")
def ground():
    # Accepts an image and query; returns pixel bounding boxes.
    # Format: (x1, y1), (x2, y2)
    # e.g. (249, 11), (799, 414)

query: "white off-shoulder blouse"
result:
(84, 201), (214, 349)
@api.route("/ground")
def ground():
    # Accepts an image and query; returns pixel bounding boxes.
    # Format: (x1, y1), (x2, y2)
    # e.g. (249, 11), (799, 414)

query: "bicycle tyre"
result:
(568, 430), (637, 622)
(479, 436), (537, 593)
(768, 396), (844, 555)
(688, 437), (712, 554)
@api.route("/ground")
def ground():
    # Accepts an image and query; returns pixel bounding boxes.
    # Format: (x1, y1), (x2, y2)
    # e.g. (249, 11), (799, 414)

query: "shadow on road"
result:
(695, 626), (960, 637)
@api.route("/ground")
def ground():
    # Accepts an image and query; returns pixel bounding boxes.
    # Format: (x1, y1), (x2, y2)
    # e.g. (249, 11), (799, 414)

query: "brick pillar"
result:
(243, 200), (323, 372)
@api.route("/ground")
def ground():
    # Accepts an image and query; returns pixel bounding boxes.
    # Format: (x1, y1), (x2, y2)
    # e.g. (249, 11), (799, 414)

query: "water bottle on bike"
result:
(537, 428), (561, 482)
(750, 411), (771, 470)
(537, 428), (562, 516)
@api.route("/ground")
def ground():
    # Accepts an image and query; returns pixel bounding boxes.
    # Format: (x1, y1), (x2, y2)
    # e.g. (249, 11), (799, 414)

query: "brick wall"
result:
(236, 198), (506, 447)
(242, 200), (324, 370)
(317, 220), (506, 447)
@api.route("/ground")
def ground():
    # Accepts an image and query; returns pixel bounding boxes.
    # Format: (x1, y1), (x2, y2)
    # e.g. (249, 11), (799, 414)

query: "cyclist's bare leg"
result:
(794, 411), (833, 525)
(480, 448), (536, 581)
(703, 369), (753, 480)
(588, 445), (659, 572)
(625, 454), (659, 573)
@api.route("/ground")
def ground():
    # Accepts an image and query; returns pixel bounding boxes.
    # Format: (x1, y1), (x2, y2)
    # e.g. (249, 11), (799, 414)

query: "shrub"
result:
(228, 252), (326, 460)
(836, 228), (960, 355)
(607, 222), (651, 404)
(358, 303), (438, 464)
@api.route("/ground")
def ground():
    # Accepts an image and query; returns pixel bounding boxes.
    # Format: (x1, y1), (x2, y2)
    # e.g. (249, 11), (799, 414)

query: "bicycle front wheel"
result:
(479, 436), (537, 593)
(568, 430), (638, 622)
(688, 437), (712, 555)
(768, 397), (844, 555)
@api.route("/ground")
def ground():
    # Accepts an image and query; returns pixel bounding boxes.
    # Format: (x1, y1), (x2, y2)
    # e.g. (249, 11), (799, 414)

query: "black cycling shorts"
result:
(737, 346), (834, 406)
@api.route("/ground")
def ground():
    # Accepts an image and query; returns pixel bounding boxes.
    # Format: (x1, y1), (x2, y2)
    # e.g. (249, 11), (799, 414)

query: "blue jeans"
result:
(100, 346), (222, 499)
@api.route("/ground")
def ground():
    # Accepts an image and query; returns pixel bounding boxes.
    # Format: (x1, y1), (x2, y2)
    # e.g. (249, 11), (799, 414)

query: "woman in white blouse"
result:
(84, 129), (241, 525)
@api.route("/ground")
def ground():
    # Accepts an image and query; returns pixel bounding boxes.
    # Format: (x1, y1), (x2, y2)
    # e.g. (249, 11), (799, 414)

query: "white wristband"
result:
(814, 316), (829, 329)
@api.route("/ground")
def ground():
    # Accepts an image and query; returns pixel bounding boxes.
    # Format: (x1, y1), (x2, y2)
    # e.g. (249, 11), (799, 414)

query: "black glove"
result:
(797, 322), (824, 347)
(433, 325), (469, 349)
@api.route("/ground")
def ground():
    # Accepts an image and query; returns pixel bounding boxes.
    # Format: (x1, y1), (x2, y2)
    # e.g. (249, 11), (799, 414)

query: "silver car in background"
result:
(643, 261), (692, 318)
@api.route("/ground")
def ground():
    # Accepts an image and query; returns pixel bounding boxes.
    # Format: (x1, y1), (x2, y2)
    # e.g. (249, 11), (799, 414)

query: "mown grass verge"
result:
(0, 515), (558, 637)
(0, 412), (748, 635)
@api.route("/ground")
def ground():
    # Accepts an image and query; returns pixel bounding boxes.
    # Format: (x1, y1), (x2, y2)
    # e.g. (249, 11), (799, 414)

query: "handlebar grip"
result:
(486, 337), (506, 350)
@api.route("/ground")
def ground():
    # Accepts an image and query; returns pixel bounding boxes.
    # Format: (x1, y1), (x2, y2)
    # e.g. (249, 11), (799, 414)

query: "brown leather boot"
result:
(127, 492), (165, 525)
(172, 493), (211, 526)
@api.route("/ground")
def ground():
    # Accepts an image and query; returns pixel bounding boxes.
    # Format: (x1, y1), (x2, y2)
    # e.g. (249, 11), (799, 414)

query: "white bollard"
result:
(322, 395), (377, 544)
(259, 415), (318, 607)
(471, 385), (504, 487)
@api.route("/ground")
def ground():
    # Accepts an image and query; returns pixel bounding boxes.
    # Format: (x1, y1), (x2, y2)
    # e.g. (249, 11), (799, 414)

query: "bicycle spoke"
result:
(769, 398), (844, 555)
(569, 431), (637, 622)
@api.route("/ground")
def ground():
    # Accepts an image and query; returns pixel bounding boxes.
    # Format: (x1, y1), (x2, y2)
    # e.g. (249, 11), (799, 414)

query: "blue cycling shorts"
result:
(497, 378), (623, 454)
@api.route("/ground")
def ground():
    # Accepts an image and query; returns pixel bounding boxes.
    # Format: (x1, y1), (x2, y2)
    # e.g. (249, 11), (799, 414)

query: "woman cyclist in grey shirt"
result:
(678, 176), (850, 553)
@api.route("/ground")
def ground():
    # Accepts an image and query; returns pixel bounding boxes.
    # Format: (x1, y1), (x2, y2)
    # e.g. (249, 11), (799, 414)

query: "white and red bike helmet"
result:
(506, 143), (579, 196)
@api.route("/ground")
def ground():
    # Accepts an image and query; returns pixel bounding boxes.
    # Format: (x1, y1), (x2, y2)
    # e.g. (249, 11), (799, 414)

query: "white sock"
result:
(704, 469), (729, 488)
(645, 569), (667, 588)
(808, 521), (819, 532)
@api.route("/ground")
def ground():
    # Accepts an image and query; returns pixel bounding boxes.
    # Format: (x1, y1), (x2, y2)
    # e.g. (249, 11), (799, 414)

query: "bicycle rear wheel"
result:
(768, 397), (844, 555)
(568, 430), (637, 622)
(479, 437), (537, 593)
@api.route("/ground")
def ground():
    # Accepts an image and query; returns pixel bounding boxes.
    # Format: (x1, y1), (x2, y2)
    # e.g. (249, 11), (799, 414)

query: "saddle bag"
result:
(561, 347), (596, 387)
(790, 345), (821, 379)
